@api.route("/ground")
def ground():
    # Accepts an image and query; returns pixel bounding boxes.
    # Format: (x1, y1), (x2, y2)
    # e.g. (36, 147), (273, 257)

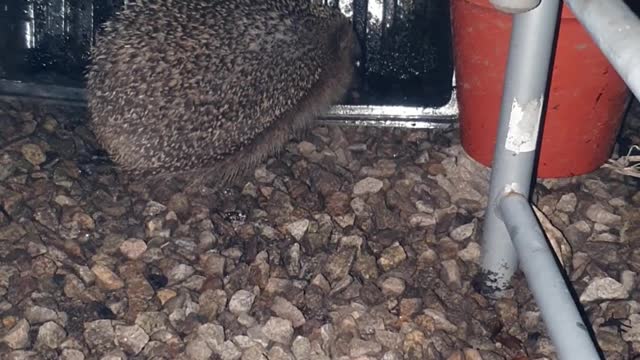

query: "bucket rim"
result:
(456, 0), (577, 20)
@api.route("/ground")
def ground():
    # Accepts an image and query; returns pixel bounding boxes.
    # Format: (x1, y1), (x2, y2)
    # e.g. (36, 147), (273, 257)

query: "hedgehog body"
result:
(87, 0), (359, 187)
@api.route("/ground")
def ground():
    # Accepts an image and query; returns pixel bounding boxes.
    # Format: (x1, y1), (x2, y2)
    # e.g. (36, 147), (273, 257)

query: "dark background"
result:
(0, 0), (455, 107)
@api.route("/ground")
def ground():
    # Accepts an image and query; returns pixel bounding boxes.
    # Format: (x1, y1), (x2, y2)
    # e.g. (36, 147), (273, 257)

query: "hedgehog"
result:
(87, 0), (360, 190)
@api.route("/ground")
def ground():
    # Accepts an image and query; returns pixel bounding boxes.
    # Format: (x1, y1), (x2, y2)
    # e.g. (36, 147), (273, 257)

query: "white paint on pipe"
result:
(504, 96), (543, 154)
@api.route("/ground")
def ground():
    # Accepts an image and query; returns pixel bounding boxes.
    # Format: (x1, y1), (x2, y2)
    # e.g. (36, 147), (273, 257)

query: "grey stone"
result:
(246, 326), (270, 348)
(233, 335), (258, 349)
(268, 345), (294, 360)
(585, 204), (622, 226)
(441, 260), (461, 288)
(580, 277), (629, 302)
(60, 349), (85, 360)
(556, 193), (577, 213)
(114, 325), (149, 355)
(216, 340), (242, 360)
(198, 323), (225, 351)
(349, 338), (382, 357)
(378, 242), (407, 272)
(381, 350), (403, 360)
(167, 263), (195, 285)
(292, 336), (311, 360)
(380, 277), (405, 297)
(353, 177), (384, 195)
(135, 312), (170, 335)
(271, 296), (306, 328)
(408, 213), (436, 228)
(423, 309), (458, 333)
(24, 305), (58, 324)
(622, 313), (640, 343)
(2, 319), (30, 349)
(119, 239), (147, 260)
(143, 201), (167, 216)
(186, 337), (213, 360)
(458, 242), (480, 264)
(262, 317), (294, 345)
(286, 220), (309, 241)
(229, 290), (256, 315)
(323, 247), (355, 283)
(241, 345), (267, 360)
(91, 264), (124, 290)
(450, 222), (476, 242)
(35, 321), (66, 349)
(83, 320), (115, 353)
(4, 350), (40, 360)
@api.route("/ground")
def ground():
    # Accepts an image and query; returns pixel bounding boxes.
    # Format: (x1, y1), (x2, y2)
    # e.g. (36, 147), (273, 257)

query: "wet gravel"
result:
(0, 96), (639, 360)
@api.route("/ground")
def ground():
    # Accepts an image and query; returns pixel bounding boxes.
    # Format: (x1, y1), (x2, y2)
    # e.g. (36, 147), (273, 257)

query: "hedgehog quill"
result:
(87, 0), (360, 190)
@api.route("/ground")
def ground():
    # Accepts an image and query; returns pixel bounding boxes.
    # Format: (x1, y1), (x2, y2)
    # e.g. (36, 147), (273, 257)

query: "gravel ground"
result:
(0, 96), (639, 360)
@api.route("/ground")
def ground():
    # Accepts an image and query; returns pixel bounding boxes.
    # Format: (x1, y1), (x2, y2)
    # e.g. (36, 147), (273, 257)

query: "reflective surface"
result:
(0, 0), (453, 108)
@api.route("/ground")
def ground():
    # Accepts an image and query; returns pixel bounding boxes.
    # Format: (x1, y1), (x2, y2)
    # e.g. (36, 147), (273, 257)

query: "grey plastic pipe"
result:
(564, 0), (640, 100)
(498, 193), (601, 359)
(478, 0), (561, 295)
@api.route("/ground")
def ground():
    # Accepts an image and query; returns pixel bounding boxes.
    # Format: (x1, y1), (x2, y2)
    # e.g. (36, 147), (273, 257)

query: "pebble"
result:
(114, 325), (149, 355)
(286, 219), (310, 241)
(167, 263), (195, 284)
(380, 277), (405, 297)
(2, 319), (30, 349)
(408, 213), (436, 227)
(621, 270), (637, 292)
(450, 222), (475, 241)
(21, 143), (46, 166)
(156, 289), (178, 305)
(378, 243), (407, 272)
(0, 224), (27, 242)
(91, 264), (125, 290)
(268, 345), (294, 360)
(441, 259), (462, 288)
(229, 290), (256, 315)
(292, 336), (312, 360)
(118, 239), (147, 260)
(54, 195), (77, 207)
(202, 253), (226, 277)
(198, 323), (225, 350)
(186, 337), (213, 360)
(326, 192), (351, 216)
(353, 177), (384, 195)
(422, 309), (458, 333)
(556, 193), (577, 213)
(83, 320), (115, 353)
(242, 346), (268, 360)
(271, 296), (306, 328)
(262, 317), (294, 345)
(254, 166), (276, 183)
(246, 326), (270, 348)
(458, 242), (480, 264)
(60, 349), (85, 360)
(622, 313), (640, 343)
(24, 305), (58, 324)
(580, 277), (630, 302)
(35, 321), (66, 349)
(349, 338), (382, 357)
(324, 247), (356, 283)
(217, 340), (242, 360)
(585, 204), (622, 226)
(143, 201), (167, 217)
(297, 141), (317, 156)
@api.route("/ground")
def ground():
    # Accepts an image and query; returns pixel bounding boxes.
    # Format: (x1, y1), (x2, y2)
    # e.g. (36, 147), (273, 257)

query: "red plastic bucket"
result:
(451, 0), (630, 178)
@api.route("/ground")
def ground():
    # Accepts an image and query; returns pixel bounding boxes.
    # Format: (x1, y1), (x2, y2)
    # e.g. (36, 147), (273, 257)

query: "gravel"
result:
(0, 97), (639, 359)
